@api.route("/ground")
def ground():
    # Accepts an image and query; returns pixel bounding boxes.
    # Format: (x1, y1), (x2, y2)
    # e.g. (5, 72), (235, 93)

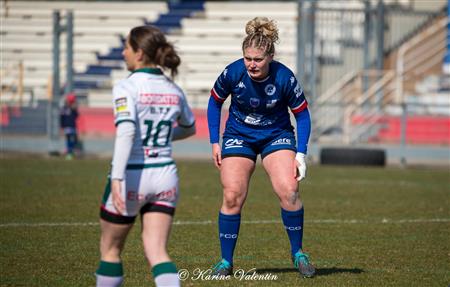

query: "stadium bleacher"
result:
(0, 0), (386, 107)
(1, 0), (448, 147)
(1, 1), (167, 104)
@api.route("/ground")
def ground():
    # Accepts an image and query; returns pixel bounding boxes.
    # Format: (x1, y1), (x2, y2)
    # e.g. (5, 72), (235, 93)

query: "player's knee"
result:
(277, 181), (299, 206)
(283, 190), (299, 205)
(223, 196), (241, 210)
(100, 236), (125, 260)
(222, 188), (245, 210)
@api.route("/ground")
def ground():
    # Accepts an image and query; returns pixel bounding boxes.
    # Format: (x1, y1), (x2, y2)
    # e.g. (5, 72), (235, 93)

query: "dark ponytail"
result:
(128, 25), (180, 77)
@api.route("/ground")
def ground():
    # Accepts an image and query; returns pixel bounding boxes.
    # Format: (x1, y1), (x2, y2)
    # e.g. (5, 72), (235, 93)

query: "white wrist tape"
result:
(295, 152), (307, 181)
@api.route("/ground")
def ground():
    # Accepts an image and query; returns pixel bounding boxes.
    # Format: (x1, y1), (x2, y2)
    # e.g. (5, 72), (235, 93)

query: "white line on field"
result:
(0, 218), (449, 228)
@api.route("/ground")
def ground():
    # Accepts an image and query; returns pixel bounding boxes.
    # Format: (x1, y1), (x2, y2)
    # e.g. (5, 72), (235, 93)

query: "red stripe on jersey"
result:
(291, 100), (308, 114)
(211, 88), (225, 103)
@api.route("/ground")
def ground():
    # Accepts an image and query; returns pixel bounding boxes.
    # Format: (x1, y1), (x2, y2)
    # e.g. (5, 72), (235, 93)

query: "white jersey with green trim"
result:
(112, 68), (195, 164)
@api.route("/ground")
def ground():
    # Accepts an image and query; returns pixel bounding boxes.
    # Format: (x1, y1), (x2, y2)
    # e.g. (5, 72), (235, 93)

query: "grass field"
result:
(0, 156), (449, 286)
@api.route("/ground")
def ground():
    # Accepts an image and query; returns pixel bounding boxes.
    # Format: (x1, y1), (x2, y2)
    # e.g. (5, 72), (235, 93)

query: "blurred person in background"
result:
(207, 17), (315, 278)
(60, 92), (78, 160)
(95, 25), (195, 287)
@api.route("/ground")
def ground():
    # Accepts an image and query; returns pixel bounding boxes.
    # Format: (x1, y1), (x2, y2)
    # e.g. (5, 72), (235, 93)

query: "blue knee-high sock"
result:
(218, 212), (241, 265)
(281, 207), (304, 257)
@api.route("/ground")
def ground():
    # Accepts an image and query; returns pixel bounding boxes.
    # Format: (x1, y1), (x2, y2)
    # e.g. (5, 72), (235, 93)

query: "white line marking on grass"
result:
(0, 218), (449, 228)
(0, 222), (99, 227)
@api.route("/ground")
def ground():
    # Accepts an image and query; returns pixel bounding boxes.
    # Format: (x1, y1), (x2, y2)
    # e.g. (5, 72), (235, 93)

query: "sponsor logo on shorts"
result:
(156, 187), (177, 201)
(126, 191), (139, 201)
(224, 138), (243, 149)
(271, 138), (292, 146)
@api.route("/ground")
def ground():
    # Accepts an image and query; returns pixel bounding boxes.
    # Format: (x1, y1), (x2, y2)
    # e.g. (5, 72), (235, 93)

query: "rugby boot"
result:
(211, 258), (233, 276)
(292, 250), (316, 278)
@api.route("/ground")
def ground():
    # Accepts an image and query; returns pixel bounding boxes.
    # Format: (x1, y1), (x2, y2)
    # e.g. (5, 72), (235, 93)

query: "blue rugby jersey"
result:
(208, 58), (310, 152)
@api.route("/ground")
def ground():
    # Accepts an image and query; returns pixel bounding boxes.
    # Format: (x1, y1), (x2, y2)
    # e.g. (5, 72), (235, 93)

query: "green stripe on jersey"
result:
(126, 161), (175, 170)
(152, 262), (177, 277)
(132, 67), (163, 75)
(115, 119), (135, 126)
(101, 178), (111, 205)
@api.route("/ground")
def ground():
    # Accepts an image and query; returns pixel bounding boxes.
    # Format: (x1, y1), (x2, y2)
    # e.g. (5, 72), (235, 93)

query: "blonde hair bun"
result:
(245, 17), (279, 44)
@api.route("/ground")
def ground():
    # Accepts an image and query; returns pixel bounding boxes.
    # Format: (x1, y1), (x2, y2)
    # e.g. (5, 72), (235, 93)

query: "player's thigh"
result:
(141, 212), (173, 246)
(221, 157), (255, 194)
(99, 219), (133, 255)
(141, 212), (173, 265)
(262, 149), (297, 193)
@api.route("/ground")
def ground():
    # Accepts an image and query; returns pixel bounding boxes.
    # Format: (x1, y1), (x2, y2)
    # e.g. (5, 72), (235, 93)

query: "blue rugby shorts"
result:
(221, 129), (296, 161)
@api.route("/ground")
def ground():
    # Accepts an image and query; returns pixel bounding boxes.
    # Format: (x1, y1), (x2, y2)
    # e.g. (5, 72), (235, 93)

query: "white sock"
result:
(95, 274), (124, 287)
(154, 273), (180, 287)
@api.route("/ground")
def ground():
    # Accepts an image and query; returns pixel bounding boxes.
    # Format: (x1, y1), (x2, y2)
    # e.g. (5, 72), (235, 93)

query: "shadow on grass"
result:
(256, 267), (364, 276)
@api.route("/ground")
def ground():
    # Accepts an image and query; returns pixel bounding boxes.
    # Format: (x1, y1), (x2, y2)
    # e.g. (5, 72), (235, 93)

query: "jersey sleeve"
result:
(207, 96), (222, 144)
(111, 121), (135, 180)
(286, 74), (308, 115)
(112, 80), (137, 126)
(295, 108), (311, 154)
(207, 66), (234, 143)
(210, 67), (233, 103)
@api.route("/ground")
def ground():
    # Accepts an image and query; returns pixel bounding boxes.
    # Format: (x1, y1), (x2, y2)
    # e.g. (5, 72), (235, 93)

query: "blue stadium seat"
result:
(85, 65), (113, 76)
(96, 48), (124, 61)
(148, 1), (204, 33)
(75, 1), (205, 100)
(168, 1), (204, 11)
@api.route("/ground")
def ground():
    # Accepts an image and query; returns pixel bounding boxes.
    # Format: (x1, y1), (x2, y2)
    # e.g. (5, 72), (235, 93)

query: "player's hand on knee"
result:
(295, 152), (307, 181)
(111, 179), (125, 214)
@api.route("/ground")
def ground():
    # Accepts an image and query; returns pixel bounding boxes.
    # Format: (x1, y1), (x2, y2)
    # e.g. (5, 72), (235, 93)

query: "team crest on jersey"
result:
(249, 97), (260, 108)
(264, 84), (276, 96)
(290, 76), (295, 86)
